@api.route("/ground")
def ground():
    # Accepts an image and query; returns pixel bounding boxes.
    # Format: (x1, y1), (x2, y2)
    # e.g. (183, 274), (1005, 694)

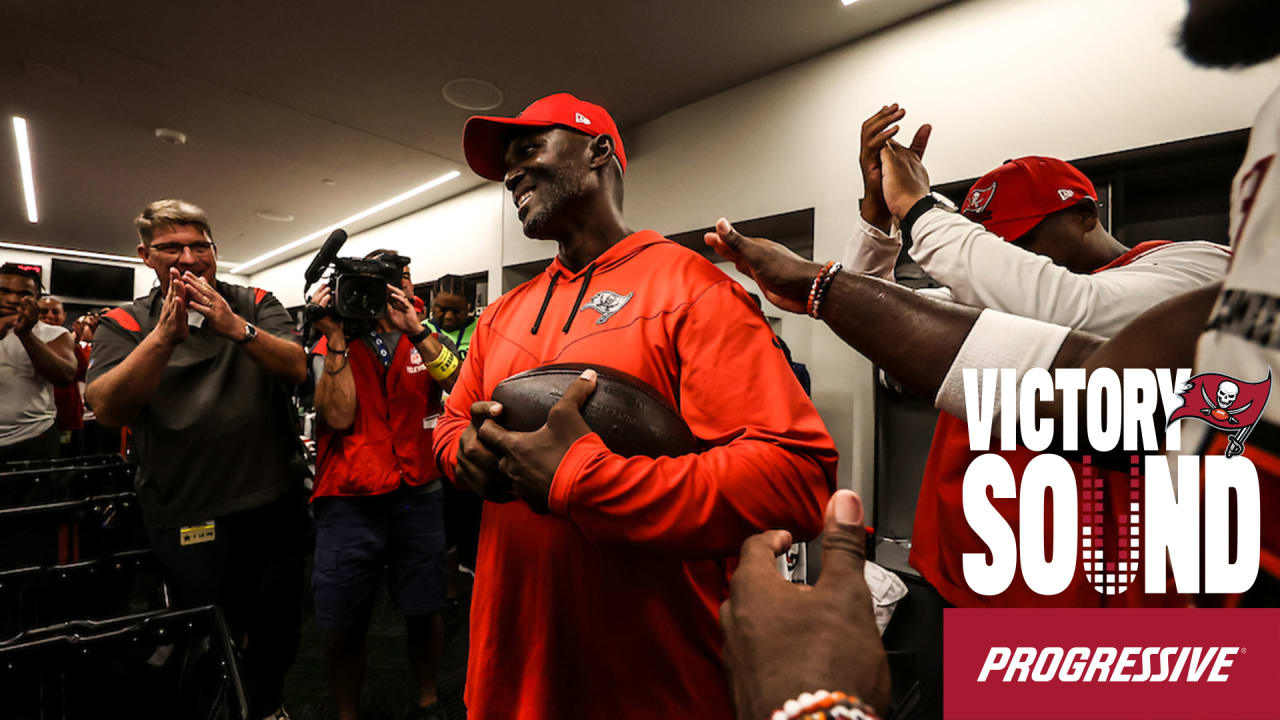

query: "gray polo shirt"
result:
(88, 281), (302, 528)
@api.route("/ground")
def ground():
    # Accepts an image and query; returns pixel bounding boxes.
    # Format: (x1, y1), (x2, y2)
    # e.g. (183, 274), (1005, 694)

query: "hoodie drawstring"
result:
(528, 263), (598, 336)
(530, 270), (562, 335)
(562, 263), (596, 334)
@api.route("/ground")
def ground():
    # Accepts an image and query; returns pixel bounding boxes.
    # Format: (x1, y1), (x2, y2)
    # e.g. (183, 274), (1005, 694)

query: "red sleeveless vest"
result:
(314, 334), (443, 498)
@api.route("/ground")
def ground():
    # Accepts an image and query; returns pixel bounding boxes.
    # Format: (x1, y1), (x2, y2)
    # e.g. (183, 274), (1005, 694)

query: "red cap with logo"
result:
(959, 156), (1097, 243)
(463, 93), (627, 182)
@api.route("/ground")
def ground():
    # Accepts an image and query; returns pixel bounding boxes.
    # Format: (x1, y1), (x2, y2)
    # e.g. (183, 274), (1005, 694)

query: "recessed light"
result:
(11, 117), (38, 223)
(154, 127), (187, 145)
(231, 170), (462, 274)
(255, 210), (295, 223)
(443, 78), (503, 111)
(841, 0), (860, 5)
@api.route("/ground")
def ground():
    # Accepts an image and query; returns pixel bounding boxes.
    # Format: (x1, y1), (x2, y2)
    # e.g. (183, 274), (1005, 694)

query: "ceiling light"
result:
(154, 127), (187, 145)
(0, 240), (238, 269)
(841, 0), (860, 5)
(443, 78), (504, 111)
(12, 117), (38, 223)
(231, 170), (462, 274)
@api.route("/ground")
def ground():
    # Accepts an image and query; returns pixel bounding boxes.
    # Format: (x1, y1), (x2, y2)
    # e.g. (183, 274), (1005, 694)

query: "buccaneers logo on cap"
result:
(1168, 371), (1272, 457)
(962, 182), (997, 219)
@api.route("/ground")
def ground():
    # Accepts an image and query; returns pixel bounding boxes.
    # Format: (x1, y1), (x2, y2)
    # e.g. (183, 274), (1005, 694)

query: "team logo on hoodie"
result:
(579, 290), (633, 325)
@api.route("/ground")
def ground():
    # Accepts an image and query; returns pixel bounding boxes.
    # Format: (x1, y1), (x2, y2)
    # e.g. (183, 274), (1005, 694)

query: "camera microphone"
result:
(303, 228), (348, 294)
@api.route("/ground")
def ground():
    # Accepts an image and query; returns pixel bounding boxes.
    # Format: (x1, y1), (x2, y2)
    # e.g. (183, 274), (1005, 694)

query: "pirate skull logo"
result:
(1217, 380), (1238, 408)
(1201, 379), (1252, 424)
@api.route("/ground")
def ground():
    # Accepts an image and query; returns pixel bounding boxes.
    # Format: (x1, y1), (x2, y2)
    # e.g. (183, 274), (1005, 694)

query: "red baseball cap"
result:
(959, 156), (1097, 243)
(463, 92), (627, 182)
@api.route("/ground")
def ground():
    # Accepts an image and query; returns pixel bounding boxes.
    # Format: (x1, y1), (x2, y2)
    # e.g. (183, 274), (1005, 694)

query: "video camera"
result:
(301, 229), (410, 326)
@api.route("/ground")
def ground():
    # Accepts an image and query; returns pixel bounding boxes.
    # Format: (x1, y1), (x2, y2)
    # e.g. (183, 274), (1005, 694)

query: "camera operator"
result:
(85, 199), (308, 720)
(308, 249), (460, 720)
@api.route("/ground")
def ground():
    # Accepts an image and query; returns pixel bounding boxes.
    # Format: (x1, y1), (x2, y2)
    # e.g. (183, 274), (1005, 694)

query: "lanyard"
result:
(366, 331), (394, 370)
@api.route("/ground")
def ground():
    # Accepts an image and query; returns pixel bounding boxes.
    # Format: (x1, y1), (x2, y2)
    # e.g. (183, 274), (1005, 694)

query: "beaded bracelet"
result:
(769, 690), (880, 720)
(806, 261), (843, 319)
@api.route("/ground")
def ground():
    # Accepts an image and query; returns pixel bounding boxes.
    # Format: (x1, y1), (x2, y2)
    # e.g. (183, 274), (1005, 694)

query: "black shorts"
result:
(311, 485), (446, 629)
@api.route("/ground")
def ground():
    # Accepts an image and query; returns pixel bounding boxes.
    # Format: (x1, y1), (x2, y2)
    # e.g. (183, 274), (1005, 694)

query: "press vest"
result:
(314, 334), (442, 498)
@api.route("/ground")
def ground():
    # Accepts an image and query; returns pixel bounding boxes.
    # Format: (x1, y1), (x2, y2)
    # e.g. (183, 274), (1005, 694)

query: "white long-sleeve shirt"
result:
(842, 212), (1231, 336)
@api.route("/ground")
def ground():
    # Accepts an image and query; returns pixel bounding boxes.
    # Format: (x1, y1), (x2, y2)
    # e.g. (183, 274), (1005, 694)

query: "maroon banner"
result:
(944, 608), (1280, 719)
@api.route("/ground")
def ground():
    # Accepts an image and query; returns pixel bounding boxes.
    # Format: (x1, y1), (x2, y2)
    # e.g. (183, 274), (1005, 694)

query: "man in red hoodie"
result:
(431, 93), (839, 719)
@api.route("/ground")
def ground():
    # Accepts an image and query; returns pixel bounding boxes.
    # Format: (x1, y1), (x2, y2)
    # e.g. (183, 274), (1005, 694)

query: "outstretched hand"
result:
(476, 368), (598, 514)
(720, 490), (889, 719)
(860, 104), (931, 230)
(704, 218), (819, 315)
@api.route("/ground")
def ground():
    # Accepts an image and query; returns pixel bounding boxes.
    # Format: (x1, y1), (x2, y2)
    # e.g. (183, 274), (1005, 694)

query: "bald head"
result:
(38, 296), (66, 326)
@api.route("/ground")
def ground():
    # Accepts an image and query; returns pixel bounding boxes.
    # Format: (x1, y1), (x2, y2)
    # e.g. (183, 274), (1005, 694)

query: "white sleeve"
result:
(842, 215), (902, 281)
(934, 309), (1071, 422)
(33, 322), (70, 343)
(908, 210), (1231, 337)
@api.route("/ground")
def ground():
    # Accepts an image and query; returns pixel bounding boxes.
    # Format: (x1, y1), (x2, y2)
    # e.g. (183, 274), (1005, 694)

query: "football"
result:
(491, 363), (698, 458)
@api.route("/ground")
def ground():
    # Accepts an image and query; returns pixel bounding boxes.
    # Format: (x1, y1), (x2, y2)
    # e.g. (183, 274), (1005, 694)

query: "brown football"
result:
(492, 363), (698, 458)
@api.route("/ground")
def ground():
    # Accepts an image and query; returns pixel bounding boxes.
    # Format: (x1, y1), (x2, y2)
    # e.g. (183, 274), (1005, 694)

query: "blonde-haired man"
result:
(86, 199), (307, 720)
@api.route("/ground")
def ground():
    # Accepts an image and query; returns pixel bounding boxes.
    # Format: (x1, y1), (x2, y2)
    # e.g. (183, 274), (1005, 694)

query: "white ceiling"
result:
(0, 0), (951, 270)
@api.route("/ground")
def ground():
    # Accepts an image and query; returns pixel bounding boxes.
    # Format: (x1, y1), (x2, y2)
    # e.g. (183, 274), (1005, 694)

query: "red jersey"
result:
(911, 242), (1188, 608)
(311, 334), (443, 497)
(53, 343), (89, 431)
(432, 230), (837, 720)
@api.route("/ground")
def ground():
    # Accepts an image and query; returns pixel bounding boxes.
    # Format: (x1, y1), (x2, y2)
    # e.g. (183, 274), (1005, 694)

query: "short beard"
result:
(1177, 0), (1280, 69)
(522, 165), (586, 240)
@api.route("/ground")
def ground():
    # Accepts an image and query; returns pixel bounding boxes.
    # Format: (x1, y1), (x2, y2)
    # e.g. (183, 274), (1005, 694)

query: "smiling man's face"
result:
(502, 128), (592, 240)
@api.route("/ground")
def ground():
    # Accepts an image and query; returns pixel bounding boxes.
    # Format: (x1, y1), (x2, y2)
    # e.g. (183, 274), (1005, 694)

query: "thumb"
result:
(814, 490), (869, 599)
(550, 368), (597, 422)
(715, 217), (744, 251)
(910, 124), (932, 159)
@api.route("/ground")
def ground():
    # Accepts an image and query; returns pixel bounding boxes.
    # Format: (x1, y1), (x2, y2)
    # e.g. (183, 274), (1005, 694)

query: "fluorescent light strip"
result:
(0, 241), (239, 269)
(231, 170), (462, 274)
(12, 117), (38, 223)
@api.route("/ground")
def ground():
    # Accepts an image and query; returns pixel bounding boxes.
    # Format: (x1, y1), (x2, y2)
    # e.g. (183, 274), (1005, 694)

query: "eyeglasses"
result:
(150, 241), (216, 257)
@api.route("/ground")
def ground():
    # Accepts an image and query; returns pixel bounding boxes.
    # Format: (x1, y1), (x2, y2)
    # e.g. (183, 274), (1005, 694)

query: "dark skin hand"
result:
(859, 104), (931, 232)
(476, 369), (598, 514)
(721, 490), (889, 719)
(456, 401), (517, 504)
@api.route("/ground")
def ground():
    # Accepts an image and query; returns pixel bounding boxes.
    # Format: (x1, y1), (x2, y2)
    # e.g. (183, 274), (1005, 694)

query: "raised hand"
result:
(385, 284), (423, 334)
(880, 139), (934, 220)
(860, 104), (931, 231)
(154, 269), (190, 346)
(183, 271), (246, 340)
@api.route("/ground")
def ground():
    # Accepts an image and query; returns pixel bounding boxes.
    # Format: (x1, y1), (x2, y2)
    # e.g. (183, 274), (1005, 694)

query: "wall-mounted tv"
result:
(50, 258), (135, 301)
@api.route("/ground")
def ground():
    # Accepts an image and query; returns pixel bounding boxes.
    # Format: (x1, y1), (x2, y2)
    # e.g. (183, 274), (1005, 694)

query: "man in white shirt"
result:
(0, 263), (78, 463)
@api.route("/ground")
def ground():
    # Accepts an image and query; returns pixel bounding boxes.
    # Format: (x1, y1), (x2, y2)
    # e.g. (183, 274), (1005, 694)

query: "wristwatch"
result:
(902, 191), (958, 247)
(236, 322), (259, 344)
(408, 327), (432, 345)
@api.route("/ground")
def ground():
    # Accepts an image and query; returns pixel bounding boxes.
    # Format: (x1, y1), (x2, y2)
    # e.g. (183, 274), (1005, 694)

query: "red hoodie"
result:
(432, 230), (837, 720)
